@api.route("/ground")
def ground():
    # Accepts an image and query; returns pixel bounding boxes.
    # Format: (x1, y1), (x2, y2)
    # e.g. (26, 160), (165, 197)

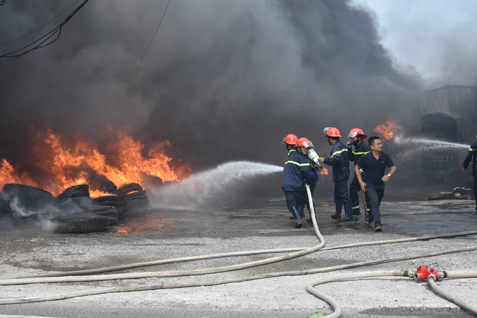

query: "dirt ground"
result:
(0, 195), (477, 318)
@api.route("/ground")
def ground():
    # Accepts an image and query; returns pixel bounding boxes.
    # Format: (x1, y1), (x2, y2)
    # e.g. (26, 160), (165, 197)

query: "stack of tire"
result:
(87, 206), (118, 225)
(91, 194), (127, 220)
(116, 183), (150, 211)
(52, 184), (115, 233)
(55, 184), (92, 209)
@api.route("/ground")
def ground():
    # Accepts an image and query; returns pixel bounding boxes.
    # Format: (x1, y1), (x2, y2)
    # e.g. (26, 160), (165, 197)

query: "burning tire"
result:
(116, 183), (143, 196)
(51, 215), (110, 233)
(2, 184), (54, 210)
(125, 190), (150, 210)
(92, 196), (127, 220)
(56, 184), (92, 209)
(88, 207), (118, 225)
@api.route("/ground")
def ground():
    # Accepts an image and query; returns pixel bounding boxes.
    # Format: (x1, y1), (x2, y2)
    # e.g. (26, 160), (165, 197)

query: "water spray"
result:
(394, 136), (469, 150)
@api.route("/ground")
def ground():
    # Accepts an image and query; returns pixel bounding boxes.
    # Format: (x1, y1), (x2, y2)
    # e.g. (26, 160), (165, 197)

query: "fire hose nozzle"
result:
(307, 148), (322, 171)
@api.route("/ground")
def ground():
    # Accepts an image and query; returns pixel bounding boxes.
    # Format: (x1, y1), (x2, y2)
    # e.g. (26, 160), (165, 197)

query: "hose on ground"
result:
(428, 272), (477, 315)
(306, 271), (407, 318)
(1, 184), (477, 317)
(19, 230), (477, 279)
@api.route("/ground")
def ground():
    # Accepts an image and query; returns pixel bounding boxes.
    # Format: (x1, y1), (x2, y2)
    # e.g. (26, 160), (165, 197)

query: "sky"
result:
(350, 0), (477, 87)
(0, 0), (476, 183)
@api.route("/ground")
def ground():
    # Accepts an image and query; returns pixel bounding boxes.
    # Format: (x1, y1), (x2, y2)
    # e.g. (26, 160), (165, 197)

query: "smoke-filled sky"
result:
(351, 0), (477, 87)
(0, 0), (476, 178)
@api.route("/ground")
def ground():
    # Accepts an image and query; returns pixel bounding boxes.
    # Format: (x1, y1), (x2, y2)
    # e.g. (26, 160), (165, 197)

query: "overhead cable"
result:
(0, 0), (89, 67)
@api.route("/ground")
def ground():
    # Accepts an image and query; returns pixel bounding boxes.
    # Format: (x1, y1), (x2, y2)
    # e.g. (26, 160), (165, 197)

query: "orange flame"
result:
(320, 168), (329, 175)
(0, 128), (192, 197)
(374, 119), (398, 142)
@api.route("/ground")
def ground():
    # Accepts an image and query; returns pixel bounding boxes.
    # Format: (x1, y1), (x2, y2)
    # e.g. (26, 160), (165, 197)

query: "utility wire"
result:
(0, 0), (80, 46)
(0, 0), (89, 67)
(137, 0), (171, 73)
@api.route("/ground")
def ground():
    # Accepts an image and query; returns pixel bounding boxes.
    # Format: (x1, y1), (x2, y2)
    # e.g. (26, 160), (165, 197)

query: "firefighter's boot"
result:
(291, 206), (302, 228)
(339, 201), (353, 222)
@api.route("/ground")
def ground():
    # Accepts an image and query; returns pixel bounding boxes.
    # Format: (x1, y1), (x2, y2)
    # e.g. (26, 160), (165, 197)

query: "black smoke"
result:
(0, 0), (425, 177)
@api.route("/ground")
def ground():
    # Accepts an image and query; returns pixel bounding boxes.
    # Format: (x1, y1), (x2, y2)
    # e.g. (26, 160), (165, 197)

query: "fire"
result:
(374, 119), (398, 142)
(0, 128), (192, 197)
(320, 168), (328, 175)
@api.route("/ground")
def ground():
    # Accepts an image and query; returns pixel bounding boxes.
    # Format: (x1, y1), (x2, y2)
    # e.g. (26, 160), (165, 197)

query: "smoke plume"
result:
(0, 0), (452, 179)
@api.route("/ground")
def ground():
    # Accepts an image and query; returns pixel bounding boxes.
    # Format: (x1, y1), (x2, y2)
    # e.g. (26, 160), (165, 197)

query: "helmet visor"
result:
(298, 140), (314, 148)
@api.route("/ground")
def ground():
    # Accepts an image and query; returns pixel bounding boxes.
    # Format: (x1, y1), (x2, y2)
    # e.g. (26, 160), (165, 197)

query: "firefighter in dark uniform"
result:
(463, 136), (477, 211)
(318, 127), (353, 222)
(347, 128), (371, 217)
(281, 134), (314, 228)
(296, 137), (319, 222)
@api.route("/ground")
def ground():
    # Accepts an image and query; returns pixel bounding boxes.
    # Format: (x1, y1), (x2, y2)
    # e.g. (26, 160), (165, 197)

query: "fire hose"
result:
(0, 185), (477, 317)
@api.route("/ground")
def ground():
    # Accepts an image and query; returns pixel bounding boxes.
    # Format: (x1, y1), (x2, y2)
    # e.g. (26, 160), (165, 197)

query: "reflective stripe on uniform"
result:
(285, 161), (310, 167)
(470, 148), (475, 152)
(331, 148), (348, 158)
(288, 149), (296, 156)
(352, 206), (360, 210)
(353, 151), (370, 155)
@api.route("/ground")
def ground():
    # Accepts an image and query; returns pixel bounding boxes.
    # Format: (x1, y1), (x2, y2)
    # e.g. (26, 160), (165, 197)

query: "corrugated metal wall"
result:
(418, 85), (477, 144)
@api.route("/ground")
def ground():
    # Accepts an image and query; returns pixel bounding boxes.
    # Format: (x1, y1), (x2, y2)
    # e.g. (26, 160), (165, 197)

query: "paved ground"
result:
(0, 194), (477, 318)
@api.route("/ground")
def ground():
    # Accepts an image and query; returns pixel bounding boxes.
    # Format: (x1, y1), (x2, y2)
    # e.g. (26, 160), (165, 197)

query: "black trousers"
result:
(473, 173), (477, 207)
(349, 174), (369, 214)
(366, 186), (384, 227)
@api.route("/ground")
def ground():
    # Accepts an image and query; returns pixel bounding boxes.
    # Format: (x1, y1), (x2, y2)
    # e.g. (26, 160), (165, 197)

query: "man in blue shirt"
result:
(463, 136), (477, 211)
(355, 136), (396, 231)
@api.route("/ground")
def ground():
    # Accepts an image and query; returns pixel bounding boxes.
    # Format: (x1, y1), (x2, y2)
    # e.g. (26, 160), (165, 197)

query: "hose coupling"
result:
(404, 270), (414, 278)
(414, 265), (429, 282)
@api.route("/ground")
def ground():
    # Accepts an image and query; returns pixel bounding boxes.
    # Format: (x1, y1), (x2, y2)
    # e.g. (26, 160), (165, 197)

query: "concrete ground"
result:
(0, 196), (477, 318)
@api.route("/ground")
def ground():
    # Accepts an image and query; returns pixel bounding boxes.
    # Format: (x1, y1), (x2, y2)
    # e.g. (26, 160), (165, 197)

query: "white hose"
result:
(306, 271), (406, 318)
(427, 276), (477, 315)
(1, 184), (477, 317)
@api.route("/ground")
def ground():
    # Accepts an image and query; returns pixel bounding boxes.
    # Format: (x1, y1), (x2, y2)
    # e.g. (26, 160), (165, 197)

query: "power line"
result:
(137, 0), (171, 73)
(0, 0), (89, 67)
(0, 0), (80, 46)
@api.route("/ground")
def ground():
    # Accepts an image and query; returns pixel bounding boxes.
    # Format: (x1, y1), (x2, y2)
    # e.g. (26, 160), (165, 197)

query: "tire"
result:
(92, 195), (124, 203)
(125, 190), (147, 200)
(51, 215), (109, 233)
(91, 199), (127, 207)
(117, 183), (143, 196)
(89, 208), (118, 225)
(126, 196), (150, 210)
(2, 184), (54, 209)
(0, 198), (12, 219)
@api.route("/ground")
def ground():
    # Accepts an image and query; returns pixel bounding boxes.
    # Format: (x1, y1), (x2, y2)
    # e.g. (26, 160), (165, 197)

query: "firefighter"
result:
(318, 127), (353, 222)
(463, 135), (477, 211)
(347, 128), (371, 217)
(296, 137), (319, 222)
(281, 134), (312, 228)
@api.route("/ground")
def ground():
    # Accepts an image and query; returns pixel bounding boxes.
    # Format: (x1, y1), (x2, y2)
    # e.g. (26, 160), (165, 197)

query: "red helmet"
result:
(325, 127), (341, 138)
(282, 134), (298, 145)
(348, 128), (367, 139)
(296, 137), (314, 148)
